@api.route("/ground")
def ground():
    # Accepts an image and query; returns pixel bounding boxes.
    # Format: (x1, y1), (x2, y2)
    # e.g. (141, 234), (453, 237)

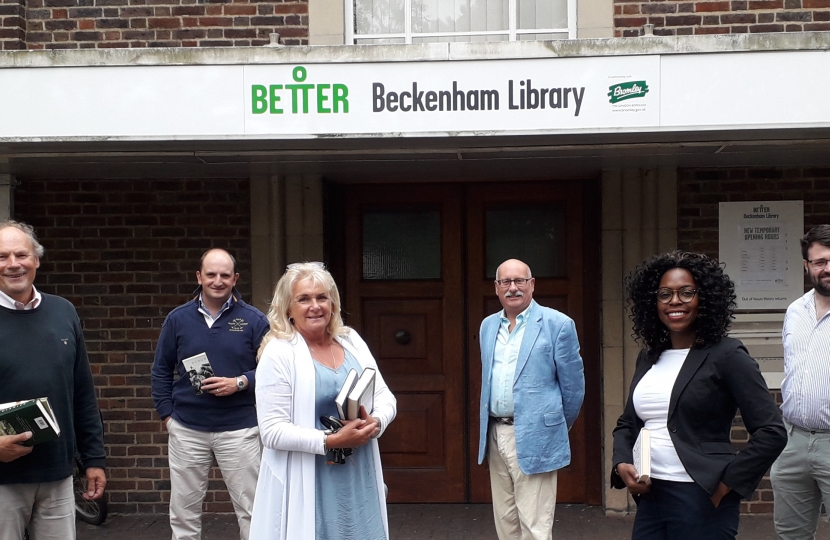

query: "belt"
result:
(791, 424), (830, 435)
(491, 416), (514, 426)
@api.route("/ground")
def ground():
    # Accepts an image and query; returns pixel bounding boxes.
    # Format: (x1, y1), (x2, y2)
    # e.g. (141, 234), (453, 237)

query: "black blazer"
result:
(611, 337), (786, 499)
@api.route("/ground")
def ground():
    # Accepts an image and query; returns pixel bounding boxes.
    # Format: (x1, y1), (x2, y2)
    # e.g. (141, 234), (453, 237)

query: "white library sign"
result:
(0, 49), (828, 140)
(719, 201), (804, 311)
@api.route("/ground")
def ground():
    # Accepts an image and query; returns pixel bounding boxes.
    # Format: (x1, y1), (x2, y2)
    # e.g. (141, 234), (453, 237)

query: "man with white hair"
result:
(478, 258), (585, 540)
(0, 220), (106, 539)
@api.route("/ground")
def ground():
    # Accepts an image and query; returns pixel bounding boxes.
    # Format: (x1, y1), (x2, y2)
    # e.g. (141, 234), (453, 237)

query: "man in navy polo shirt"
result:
(152, 248), (268, 540)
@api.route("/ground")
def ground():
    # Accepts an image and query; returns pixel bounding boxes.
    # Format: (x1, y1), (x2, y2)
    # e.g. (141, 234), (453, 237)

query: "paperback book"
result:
(632, 427), (651, 483)
(334, 369), (358, 420)
(181, 352), (215, 395)
(346, 368), (375, 420)
(0, 397), (61, 446)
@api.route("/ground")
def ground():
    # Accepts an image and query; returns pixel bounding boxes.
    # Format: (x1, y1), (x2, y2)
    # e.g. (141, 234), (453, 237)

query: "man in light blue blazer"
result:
(478, 259), (585, 540)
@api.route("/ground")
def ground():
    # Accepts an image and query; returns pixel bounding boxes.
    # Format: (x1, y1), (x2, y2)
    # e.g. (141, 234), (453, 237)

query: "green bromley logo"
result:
(608, 81), (649, 104)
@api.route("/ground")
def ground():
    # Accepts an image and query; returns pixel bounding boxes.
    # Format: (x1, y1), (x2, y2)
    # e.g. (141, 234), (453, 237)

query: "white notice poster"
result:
(719, 201), (804, 310)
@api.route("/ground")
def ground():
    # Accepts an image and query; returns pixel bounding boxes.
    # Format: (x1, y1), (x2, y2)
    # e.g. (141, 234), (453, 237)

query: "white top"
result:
(0, 286), (41, 310)
(250, 329), (397, 540)
(633, 348), (694, 482)
(781, 289), (830, 430)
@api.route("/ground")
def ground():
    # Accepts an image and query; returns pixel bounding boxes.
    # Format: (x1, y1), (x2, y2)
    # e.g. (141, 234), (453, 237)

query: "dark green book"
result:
(0, 397), (61, 446)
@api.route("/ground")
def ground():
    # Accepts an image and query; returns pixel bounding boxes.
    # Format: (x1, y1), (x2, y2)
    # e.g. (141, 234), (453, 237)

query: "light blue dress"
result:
(314, 350), (386, 540)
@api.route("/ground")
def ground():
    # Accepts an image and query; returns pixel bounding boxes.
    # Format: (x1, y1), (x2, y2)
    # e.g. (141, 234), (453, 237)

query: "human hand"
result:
(359, 406), (381, 439)
(710, 481), (731, 508)
(0, 433), (34, 462)
(616, 463), (651, 495)
(200, 377), (238, 397)
(327, 414), (376, 449)
(84, 467), (107, 500)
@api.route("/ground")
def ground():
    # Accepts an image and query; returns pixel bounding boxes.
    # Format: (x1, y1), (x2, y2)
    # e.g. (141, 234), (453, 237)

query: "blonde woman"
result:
(250, 262), (396, 540)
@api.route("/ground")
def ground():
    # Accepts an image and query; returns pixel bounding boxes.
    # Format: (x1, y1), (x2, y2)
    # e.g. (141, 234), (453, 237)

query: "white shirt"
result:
(489, 306), (530, 418)
(781, 289), (830, 430)
(197, 294), (233, 328)
(633, 348), (694, 482)
(0, 286), (42, 310)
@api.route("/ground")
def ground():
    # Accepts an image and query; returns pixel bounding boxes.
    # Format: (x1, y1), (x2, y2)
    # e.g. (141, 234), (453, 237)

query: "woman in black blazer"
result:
(611, 251), (786, 540)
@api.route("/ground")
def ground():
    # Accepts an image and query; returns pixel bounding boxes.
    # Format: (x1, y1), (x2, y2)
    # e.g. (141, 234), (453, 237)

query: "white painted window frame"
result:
(345, 0), (577, 44)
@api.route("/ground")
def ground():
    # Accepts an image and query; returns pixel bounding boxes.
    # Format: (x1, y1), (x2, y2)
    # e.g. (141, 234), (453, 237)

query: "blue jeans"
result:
(632, 479), (741, 540)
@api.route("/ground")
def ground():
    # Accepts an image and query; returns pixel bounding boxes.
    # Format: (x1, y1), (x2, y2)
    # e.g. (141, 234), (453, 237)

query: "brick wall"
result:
(614, 0), (830, 37)
(13, 177), (253, 514)
(0, 0), (25, 49)
(2, 0), (308, 50)
(678, 166), (830, 513)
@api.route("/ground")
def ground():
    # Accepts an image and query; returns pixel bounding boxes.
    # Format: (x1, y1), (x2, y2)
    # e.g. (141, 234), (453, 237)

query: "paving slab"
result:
(76, 504), (828, 540)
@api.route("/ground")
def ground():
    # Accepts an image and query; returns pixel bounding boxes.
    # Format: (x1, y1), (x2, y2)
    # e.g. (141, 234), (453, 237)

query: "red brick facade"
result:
(8, 167), (824, 514)
(678, 166), (830, 513)
(615, 0), (830, 37)
(13, 177), (253, 514)
(1, 0), (308, 50)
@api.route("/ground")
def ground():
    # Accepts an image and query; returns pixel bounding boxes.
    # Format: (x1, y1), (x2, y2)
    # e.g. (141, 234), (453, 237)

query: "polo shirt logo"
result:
(228, 318), (248, 332)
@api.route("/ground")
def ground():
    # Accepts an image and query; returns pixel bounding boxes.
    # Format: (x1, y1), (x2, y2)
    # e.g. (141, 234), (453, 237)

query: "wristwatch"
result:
(236, 377), (246, 390)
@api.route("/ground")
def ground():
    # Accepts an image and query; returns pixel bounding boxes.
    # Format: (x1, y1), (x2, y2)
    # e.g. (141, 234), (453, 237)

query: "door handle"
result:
(394, 330), (411, 345)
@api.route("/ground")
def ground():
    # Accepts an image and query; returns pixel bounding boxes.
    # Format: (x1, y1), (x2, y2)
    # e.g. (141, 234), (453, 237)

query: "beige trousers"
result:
(487, 422), (558, 540)
(167, 418), (261, 540)
(0, 476), (75, 540)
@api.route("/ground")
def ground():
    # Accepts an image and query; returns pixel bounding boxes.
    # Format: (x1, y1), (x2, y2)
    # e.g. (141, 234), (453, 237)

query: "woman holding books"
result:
(611, 251), (786, 540)
(250, 262), (396, 540)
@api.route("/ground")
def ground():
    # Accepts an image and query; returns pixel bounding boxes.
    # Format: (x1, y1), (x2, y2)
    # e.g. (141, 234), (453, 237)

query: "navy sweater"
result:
(0, 294), (106, 484)
(151, 296), (269, 432)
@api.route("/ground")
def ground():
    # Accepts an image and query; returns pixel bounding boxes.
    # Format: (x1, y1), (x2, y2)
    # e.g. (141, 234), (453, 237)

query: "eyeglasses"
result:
(287, 261), (325, 270)
(655, 287), (698, 304)
(807, 258), (828, 270)
(495, 278), (532, 288)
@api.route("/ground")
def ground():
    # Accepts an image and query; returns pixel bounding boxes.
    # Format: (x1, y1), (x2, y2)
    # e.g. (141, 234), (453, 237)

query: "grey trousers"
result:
(771, 421), (830, 540)
(0, 476), (75, 540)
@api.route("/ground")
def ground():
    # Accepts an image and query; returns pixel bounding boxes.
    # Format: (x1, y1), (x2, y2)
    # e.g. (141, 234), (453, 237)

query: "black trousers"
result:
(632, 479), (741, 540)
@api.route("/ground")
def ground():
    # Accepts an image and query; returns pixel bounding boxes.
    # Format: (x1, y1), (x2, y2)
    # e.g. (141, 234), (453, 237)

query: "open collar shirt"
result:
(198, 293), (234, 328)
(0, 286), (42, 310)
(489, 305), (531, 418)
(781, 288), (830, 430)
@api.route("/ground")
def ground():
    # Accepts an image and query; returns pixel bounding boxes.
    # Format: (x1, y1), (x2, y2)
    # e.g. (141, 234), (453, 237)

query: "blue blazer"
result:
(478, 300), (585, 475)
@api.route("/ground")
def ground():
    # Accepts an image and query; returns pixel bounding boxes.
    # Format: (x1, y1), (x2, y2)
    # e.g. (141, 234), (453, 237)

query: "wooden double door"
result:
(340, 181), (600, 504)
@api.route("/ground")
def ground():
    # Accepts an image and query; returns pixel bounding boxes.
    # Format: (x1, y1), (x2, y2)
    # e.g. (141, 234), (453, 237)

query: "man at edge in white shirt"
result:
(772, 224), (830, 540)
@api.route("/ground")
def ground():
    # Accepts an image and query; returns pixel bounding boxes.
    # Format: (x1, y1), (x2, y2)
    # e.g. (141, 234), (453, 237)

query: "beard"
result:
(811, 271), (830, 297)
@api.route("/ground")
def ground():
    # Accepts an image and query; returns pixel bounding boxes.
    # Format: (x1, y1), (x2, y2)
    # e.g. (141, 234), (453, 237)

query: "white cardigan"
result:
(250, 329), (397, 540)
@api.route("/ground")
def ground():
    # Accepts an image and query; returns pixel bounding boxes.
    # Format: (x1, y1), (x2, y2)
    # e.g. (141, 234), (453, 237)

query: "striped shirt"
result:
(781, 289), (830, 430)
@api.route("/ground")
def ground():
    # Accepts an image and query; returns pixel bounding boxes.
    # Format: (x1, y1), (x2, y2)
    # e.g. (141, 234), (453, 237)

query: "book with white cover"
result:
(181, 352), (214, 395)
(346, 368), (375, 420)
(632, 428), (651, 483)
(335, 369), (358, 420)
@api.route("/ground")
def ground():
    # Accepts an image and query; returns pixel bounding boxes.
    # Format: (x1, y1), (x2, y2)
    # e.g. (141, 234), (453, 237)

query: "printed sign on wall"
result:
(719, 200), (804, 310)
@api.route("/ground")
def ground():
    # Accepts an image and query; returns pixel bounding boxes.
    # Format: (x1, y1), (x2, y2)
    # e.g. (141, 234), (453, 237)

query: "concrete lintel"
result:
(1, 33), (828, 69)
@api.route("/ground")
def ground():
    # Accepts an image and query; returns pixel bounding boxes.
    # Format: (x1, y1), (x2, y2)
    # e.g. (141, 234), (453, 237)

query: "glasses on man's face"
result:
(655, 287), (698, 304)
(807, 258), (829, 270)
(287, 261), (325, 271)
(495, 278), (532, 288)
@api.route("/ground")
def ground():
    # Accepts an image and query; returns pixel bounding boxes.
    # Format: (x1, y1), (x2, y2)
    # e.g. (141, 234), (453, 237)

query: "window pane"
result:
(363, 211), (441, 280)
(355, 0), (405, 35)
(485, 206), (566, 278)
(412, 0), (508, 34)
(517, 0), (568, 30)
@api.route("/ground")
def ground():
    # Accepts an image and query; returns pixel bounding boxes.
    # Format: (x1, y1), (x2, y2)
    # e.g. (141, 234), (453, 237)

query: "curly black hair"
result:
(625, 251), (736, 358)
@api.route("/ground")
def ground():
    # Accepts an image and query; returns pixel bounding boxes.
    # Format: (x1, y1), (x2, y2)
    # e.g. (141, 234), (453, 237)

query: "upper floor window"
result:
(346, 0), (575, 44)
